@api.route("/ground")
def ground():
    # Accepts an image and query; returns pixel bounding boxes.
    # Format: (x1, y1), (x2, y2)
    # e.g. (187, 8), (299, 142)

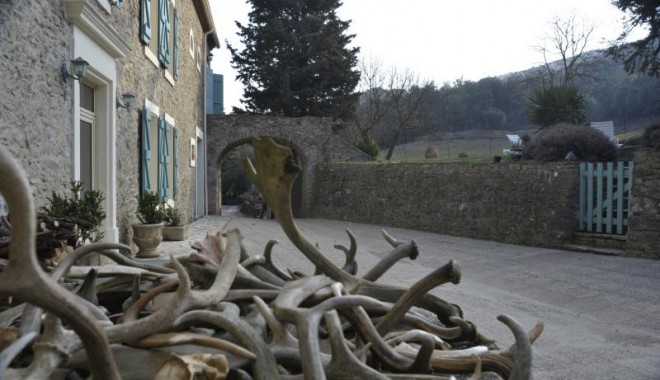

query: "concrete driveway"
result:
(161, 210), (660, 379)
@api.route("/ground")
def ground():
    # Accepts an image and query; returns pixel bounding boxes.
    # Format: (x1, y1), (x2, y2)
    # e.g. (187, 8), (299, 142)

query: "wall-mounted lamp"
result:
(116, 92), (135, 110)
(61, 57), (89, 83)
(109, 0), (125, 7)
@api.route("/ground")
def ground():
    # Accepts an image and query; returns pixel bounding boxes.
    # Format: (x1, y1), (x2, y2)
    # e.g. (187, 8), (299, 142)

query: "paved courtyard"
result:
(160, 208), (660, 379)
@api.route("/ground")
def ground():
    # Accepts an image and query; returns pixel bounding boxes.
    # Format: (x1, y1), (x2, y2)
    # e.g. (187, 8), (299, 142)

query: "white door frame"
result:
(72, 25), (118, 243)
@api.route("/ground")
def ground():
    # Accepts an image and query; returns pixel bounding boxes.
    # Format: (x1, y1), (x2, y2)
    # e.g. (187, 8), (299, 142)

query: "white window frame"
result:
(196, 45), (202, 72)
(189, 29), (195, 58)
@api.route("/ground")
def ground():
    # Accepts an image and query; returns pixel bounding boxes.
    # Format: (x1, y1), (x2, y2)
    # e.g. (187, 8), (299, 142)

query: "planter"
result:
(132, 223), (163, 258)
(162, 224), (189, 241)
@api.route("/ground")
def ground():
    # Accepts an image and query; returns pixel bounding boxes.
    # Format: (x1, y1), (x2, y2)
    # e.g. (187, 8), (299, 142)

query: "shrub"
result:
(643, 123), (660, 149)
(137, 192), (165, 224)
(164, 206), (183, 226)
(43, 181), (106, 243)
(619, 123), (660, 148)
(524, 123), (618, 162)
(620, 133), (646, 146)
(356, 140), (379, 159)
(527, 85), (588, 128)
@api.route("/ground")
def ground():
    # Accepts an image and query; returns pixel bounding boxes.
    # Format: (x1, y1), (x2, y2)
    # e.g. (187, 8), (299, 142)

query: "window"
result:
(80, 82), (96, 192)
(140, 0), (152, 45)
(172, 7), (179, 80)
(141, 101), (179, 201)
(141, 0), (178, 83)
(157, 0), (170, 68)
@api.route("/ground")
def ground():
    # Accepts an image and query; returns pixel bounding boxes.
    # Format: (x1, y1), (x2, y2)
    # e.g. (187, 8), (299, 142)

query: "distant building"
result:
(590, 121), (615, 141)
(206, 69), (224, 114)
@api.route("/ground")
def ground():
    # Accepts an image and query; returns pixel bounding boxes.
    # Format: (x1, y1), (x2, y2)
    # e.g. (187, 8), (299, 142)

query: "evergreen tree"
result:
(608, 0), (660, 76)
(227, 0), (360, 119)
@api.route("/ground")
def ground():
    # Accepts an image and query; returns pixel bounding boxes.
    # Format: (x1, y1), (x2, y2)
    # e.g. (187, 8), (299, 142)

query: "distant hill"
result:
(374, 51), (660, 150)
(413, 50), (660, 139)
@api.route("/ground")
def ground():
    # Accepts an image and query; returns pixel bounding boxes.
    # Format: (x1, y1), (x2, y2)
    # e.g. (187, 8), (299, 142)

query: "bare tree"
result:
(382, 69), (434, 160)
(351, 59), (433, 160)
(536, 14), (601, 86)
(352, 58), (389, 145)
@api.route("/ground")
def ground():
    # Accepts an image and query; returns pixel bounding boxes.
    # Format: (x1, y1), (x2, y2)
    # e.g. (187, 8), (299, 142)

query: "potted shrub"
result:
(132, 192), (165, 258)
(42, 181), (106, 246)
(41, 181), (106, 264)
(162, 205), (189, 241)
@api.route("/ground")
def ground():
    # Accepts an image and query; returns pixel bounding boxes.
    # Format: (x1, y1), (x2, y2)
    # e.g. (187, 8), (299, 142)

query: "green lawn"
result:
(382, 137), (512, 161)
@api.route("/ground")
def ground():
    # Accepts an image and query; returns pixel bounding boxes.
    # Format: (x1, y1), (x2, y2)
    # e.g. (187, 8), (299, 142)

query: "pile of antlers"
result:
(0, 138), (543, 379)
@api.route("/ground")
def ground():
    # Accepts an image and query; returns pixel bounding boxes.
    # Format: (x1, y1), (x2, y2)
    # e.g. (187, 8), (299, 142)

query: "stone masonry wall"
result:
(626, 148), (660, 259)
(0, 0), (210, 245)
(207, 115), (370, 216)
(112, 0), (208, 242)
(312, 162), (580, 248)
(0, 0), (74, 208)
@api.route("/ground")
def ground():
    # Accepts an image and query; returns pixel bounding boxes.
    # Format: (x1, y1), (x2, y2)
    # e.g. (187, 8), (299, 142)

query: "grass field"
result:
(382, 137), (512, 161)
(381, 126), (647, 163)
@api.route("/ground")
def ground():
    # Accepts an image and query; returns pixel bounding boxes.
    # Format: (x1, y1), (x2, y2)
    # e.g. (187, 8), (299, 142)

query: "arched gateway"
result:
(206, 115), (370, 216)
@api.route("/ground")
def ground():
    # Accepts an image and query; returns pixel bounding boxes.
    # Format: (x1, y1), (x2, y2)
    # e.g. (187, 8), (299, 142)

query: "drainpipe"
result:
(203, 28), (214, 217)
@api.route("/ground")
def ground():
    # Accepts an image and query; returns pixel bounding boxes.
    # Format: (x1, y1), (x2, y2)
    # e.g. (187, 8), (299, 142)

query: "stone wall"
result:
(207, 115), (370, 216)
(0, 0), (74, 207)
(311, 162), (580, 247)
(0, 0), (214, 245)
(112, 0), (210, 242)
(626, 148), (660, 259)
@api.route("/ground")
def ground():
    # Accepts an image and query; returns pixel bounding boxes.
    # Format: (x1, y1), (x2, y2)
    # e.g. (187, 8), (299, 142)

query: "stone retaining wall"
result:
(312, 162), (580, 248)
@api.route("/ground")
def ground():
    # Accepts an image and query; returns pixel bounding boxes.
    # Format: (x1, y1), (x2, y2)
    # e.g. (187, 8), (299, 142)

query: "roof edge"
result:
(193, 0), (220, 49)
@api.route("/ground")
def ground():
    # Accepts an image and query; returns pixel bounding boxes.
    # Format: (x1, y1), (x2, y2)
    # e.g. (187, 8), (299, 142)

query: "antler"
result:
(0, 141), (544, 379)
(0, 147), (120, 380)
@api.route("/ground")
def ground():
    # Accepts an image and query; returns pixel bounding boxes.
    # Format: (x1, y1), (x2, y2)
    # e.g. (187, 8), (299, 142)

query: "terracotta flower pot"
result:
(132, 223), (163, 258)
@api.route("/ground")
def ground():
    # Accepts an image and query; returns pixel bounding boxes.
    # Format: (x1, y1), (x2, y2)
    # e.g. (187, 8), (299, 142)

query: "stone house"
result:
(0, 0), (219, 244)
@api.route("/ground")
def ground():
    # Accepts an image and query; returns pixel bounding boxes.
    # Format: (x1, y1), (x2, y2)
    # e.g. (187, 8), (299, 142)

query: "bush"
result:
(643, 123), (660, 149)
(527, 85), (588, 128)
(164, 206), (183, 226)
(356, 140), (379, 159)
(43, 181), (106, 243)
(137, 192), (165, 224)
(524, 123), (618, 162)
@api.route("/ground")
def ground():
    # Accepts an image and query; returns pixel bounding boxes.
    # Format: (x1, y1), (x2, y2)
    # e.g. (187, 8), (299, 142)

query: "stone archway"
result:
(207, 115), (369, 216)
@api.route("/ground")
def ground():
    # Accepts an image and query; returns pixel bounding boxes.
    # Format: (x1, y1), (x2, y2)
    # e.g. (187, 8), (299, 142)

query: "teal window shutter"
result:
(158, 0), (170, 67)
(157, 117), (169, 200)
(164, 121), (171, 198)
(173, 8), (179, 79)
(141, 107), (152, 196)
(173, 127), (179, 198)
(140, 0), (151, 44)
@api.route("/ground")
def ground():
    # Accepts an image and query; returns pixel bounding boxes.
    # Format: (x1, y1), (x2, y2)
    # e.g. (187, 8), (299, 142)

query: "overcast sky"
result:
(209, 0), (639, 113)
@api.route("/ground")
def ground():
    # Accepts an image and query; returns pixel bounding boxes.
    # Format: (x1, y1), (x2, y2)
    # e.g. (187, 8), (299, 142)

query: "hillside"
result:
(411, 51), (660, 139)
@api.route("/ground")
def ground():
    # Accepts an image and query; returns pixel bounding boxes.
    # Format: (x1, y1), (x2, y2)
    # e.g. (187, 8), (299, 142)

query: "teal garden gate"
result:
(579, 162), (633, 235)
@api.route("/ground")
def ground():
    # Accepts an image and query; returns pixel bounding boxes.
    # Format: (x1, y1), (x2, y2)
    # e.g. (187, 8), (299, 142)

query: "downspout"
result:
(203, 28), (214, 217)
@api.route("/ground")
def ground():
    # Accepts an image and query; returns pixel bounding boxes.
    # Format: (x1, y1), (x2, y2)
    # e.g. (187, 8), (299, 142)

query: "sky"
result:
(209, 0), (639, 114)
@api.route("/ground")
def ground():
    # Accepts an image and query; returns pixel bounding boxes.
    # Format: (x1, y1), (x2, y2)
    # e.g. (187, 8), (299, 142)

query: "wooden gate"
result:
(579, 161), (633, 235)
